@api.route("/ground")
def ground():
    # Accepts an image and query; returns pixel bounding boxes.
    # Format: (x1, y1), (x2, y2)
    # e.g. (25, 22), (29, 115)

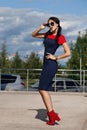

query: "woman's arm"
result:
(56, 42), (71, 60)
(32, 23), (47, 38)
(46, 42), (71, 60)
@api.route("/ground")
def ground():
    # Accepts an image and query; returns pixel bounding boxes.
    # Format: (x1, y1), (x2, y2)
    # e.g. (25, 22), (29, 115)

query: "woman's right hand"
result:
(32, 23), (47, 38)
(40, 23), (47, 30)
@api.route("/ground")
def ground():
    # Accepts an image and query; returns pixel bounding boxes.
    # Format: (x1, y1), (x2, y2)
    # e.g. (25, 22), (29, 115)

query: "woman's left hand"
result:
(46, 53), (56, 60)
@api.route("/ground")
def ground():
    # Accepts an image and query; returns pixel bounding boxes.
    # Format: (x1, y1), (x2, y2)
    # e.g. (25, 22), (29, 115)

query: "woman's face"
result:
(48, 19), (58, 33)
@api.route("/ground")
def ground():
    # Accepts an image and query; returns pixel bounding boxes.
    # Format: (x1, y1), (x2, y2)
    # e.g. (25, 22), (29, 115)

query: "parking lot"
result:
(0, 91), (87, 130)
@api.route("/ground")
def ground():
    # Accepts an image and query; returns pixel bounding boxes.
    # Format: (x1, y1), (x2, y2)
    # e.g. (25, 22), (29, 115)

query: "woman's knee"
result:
(39, 90), (44, 94)
(39, 90), (47, 95)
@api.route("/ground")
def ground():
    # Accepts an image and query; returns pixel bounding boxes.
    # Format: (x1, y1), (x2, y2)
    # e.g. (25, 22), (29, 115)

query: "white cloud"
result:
(31, 41), (42, 46)
(0, 7), (87, 64)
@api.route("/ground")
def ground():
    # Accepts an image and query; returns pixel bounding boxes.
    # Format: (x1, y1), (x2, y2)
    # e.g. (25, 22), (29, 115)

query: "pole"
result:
(27, 69), (29, 91)
(80, 46), (82, 86)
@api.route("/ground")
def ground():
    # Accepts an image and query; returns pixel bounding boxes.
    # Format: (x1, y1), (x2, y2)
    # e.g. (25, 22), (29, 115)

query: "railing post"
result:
(54, 74), (56, 92)
(0, 69), (1, 90)
(27, 69), (29, 91)
(83, 70), (85, 93)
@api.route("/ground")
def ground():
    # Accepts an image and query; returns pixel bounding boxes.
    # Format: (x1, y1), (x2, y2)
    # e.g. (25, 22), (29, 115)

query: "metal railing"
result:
(0, 68), (87, 92)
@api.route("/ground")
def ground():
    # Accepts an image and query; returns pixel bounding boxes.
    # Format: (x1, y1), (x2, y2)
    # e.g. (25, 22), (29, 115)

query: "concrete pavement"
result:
(0, 91), (87, 130)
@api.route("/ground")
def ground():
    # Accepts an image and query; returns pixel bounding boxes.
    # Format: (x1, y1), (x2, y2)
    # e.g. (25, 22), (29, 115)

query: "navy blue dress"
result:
(39, 34), (66, 91)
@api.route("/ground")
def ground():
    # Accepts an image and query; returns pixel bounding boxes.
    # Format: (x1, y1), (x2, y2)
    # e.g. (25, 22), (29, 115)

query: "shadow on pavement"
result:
(27, 108), (47, 122)
(35, 109), (47, 122)
(28, 108), (59, 125)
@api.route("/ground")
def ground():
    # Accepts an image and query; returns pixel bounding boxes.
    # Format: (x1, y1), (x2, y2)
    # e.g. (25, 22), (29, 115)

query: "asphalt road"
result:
(0, 91), (87, 130)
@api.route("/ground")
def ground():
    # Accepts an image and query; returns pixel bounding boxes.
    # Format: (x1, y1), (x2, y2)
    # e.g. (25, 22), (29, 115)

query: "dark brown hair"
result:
(45, 17), (62, 41)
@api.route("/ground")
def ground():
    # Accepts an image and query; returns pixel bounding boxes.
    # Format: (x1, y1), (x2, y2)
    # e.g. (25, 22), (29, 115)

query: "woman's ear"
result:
(58, 24), (59, 27)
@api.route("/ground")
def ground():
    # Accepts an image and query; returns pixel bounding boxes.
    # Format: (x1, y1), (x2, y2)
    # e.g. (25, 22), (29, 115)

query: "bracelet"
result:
(55, 57), (58, 61)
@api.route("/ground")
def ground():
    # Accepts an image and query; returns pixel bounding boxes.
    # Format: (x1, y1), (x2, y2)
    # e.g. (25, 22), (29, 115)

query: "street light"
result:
(70, 39), (82, 86)
(79, 45), (82, 86)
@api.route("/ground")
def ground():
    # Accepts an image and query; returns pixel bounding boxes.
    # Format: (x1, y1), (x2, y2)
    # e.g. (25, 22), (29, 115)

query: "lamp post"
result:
(80, 45), (82, 86)
(78, 31), (82, 86)
(70, 39), (82, 86)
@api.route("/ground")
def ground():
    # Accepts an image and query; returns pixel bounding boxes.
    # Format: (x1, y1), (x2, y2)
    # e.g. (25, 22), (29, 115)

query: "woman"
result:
(32, 17), (71, 125)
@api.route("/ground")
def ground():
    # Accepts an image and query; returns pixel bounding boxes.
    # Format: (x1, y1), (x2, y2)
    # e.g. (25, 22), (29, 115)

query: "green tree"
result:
(24, 52), (43, 79)
(11, 51), (23, 68)
(0, 42), (7, 68)
(25, 52), (42, 69)
(67, 30), (87, 70)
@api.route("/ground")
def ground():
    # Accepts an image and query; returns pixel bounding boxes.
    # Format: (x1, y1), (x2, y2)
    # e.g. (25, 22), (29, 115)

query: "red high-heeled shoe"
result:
(47, 110), (61, 125)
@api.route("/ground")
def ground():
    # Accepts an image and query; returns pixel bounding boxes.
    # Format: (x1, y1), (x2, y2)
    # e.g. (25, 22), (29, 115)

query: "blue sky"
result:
(0, 0), (87, 15)
(0, 0), (87, 64)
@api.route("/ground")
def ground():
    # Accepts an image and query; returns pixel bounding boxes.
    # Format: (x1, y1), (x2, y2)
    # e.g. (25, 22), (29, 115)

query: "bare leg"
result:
(39, 90), (61, 125)
(39, 90), (53, 112)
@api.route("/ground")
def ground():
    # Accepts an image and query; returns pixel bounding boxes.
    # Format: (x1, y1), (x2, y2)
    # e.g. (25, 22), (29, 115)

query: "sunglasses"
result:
(46, 22), (54, 27)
